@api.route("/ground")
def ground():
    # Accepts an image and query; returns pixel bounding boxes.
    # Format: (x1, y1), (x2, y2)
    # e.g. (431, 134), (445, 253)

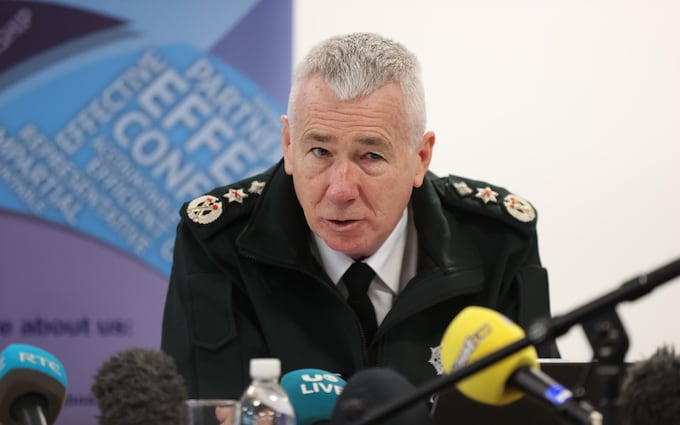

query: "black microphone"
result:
(619, 345), (680, 425)
(91, 347), (189, 425)
(0, 343), (68, 425)
(509, 366), (601, 425)
(329, 368), (432, 425)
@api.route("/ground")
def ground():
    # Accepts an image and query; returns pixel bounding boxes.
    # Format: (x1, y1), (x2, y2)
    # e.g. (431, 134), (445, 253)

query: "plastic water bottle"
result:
(238, 358), (296, 425)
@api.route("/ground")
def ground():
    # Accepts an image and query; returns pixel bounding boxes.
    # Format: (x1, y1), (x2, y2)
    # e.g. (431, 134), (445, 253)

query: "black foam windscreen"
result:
(329, 368), (432, 425)
(619, 345), (680, 425)
(91, 347), (189, 425)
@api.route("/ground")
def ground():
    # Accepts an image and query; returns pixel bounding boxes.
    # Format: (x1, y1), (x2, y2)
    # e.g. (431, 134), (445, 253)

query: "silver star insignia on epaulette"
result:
(223, 188), (248, 204)
(475, 186), (499, 204)
(453, 181), (473, 196)
(248, 180), (265, 195)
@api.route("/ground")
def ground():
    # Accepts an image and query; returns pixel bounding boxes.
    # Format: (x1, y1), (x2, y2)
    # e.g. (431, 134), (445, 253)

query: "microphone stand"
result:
(581, 308), (629, 425)
(351, 256), (680, 425)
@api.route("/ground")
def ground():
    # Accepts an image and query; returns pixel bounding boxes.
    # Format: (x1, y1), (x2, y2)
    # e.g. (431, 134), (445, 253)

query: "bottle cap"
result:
(250, 358), (281, 379)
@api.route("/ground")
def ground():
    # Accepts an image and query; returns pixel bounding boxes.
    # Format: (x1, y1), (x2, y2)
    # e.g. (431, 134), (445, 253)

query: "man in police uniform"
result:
(161, 32), (559, 399)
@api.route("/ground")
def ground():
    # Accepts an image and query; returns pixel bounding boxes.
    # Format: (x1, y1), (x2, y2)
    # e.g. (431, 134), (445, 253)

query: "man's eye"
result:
(365, 152), (384, 161)
(311, 147), (329, 157)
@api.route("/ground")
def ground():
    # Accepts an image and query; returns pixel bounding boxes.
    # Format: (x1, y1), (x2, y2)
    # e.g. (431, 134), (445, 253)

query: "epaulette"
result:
(179, 171), (271, 239)
(434, 174), (538, 234)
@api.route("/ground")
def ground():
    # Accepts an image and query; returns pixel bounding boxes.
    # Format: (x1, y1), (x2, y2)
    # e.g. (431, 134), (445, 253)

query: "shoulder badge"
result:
(223, 188), (248, 204)
(248, 180), (266, 195)
(222, 180), (267, 204)
(475, 186), (499, 204)
(186, 195), (223, 224)
(503, 193), (536, 223)
(183, 178), (267, 229)
(178, 165), (275, 242)
(453, 181), (473, 196)
(439, 174), (538, 230)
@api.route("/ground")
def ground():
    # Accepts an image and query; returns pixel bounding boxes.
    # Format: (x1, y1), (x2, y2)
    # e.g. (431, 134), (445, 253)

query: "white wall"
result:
(293, 0), (680, 362)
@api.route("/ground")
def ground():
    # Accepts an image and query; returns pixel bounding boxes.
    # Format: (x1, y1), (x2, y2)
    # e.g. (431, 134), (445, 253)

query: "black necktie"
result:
(342, 262), (377, 345)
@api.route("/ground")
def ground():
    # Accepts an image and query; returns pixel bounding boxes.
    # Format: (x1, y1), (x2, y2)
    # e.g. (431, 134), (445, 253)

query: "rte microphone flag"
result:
(0, 343), (68, 425)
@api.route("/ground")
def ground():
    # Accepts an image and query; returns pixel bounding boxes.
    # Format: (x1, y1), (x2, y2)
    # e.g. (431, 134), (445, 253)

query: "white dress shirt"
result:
(312, 207), (418, 325)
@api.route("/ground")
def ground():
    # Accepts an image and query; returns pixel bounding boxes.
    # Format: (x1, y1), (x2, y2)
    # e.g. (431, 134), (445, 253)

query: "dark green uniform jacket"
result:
(161, 160), (559, 399)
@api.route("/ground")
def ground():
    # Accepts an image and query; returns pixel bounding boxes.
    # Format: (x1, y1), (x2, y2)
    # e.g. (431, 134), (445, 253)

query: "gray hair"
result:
(287, 32), (427, 148)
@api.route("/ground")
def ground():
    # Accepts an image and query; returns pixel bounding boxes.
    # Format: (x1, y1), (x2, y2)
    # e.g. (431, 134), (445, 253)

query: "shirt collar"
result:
(313, 208), (409, 296)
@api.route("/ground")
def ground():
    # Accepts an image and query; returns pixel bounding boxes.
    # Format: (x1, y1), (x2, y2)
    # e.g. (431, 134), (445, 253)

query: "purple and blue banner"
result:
(0, 0), (291, 423)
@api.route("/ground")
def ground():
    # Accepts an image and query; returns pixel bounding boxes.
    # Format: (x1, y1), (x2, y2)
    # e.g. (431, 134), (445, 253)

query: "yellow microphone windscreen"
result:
(440, 306), (539, 405)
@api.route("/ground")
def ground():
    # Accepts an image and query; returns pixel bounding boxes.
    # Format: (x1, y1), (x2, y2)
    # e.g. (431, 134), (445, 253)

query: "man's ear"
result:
(413, 131), (435, 188)
(281, 115), (293, 175)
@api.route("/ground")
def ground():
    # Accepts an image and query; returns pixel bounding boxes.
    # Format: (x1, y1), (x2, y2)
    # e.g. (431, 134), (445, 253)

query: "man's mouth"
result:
(327, 218), (359, 228)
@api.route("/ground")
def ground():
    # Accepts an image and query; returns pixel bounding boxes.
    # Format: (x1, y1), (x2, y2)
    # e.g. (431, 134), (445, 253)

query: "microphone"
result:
(619, 345), (680, 425)
(329, 368), (432, 425)
(0, 343), (68, 425)
(280, 368), (346, 425)
(440, 306), (601, 425)
(91, 347), (189, 425)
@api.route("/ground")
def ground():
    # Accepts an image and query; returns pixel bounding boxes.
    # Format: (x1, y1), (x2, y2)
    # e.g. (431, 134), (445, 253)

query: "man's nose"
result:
(326, 160), (359, 202)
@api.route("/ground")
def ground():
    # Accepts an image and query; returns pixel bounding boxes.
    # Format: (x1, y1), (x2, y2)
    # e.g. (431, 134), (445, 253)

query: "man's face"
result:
(282, 75), (434, 260)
